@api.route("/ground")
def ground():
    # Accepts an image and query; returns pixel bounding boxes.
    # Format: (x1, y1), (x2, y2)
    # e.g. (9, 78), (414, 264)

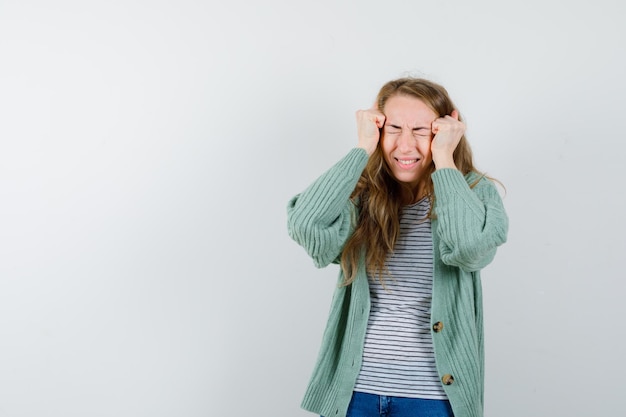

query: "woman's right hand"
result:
(355, 108), (385, 156)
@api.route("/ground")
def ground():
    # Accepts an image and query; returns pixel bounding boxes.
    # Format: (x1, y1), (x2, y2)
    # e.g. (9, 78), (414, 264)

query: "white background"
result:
(1, 1), (624, 416)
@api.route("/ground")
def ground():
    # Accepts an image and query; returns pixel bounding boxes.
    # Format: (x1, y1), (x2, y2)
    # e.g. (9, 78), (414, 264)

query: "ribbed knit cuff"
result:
(431, 168), (469, 195)
(302, 147), (368, 210)
(341, 147), (369, 171)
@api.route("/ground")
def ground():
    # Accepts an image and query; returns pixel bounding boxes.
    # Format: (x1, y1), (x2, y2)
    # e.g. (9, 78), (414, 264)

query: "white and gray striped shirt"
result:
(353, 197), (447, 400)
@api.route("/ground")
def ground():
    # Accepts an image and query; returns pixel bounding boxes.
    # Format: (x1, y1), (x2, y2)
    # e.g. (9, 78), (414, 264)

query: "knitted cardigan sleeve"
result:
(431, 168), (508, 272)
(286, 148), (369, 268)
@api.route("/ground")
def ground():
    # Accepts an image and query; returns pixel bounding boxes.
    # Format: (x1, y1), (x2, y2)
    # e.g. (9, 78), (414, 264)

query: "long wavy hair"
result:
(340, 77), (480, 286)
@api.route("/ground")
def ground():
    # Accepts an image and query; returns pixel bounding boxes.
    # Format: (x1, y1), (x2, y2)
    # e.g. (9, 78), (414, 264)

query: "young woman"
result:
(287, 77), (508, 417)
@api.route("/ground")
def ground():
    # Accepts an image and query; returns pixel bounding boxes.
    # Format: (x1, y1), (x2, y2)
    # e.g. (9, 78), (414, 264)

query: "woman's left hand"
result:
(431, 110), (466, 169)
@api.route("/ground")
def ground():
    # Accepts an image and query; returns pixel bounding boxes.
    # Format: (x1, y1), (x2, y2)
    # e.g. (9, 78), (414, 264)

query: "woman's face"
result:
(381, 94), (438, 190)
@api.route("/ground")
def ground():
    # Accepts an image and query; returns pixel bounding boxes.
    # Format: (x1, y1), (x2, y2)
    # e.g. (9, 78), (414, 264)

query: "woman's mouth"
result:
(395, 158), (420, 169)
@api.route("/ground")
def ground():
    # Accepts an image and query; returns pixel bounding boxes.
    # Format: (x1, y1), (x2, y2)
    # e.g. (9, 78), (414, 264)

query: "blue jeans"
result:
(328, 391), (454, 417)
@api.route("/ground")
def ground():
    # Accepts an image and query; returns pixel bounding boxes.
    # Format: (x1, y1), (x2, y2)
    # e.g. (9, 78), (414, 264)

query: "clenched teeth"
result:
(398, 159), (418, 165)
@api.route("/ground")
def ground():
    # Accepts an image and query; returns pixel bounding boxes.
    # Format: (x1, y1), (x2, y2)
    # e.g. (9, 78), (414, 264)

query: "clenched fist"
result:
(355, 108), (386, 156)
(431, 109), (465, 169)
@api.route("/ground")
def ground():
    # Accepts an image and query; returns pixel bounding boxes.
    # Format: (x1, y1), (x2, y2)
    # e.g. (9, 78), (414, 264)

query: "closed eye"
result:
(384, 125), (401, 134)
(384, 125), (431, 137)
(413, 127), (431, 138)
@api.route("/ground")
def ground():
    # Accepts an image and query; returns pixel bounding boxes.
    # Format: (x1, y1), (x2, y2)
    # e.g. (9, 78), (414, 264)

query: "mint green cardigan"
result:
(287, 148), (508, 417)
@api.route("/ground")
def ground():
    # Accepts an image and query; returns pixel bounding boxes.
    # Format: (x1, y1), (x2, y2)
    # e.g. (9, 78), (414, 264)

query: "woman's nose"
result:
(397, 131), (413, 152)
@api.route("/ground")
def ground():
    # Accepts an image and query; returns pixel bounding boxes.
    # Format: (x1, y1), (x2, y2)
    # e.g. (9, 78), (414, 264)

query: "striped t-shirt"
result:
(353, 197), (447, 400)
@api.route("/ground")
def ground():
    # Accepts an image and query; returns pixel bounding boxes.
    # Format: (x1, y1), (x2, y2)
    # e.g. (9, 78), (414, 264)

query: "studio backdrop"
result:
(0, 1), (624, 416)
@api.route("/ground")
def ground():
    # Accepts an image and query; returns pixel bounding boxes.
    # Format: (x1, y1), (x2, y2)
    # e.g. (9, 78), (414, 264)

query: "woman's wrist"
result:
(433, 154), (458, 170)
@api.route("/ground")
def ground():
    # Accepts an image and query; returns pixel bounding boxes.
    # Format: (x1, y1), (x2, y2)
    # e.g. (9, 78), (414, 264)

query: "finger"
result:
(363, 108), (384, 127)
(431, 120), (439, 134)
(450, 109), (459, 120)
(375, 113), (386, 128)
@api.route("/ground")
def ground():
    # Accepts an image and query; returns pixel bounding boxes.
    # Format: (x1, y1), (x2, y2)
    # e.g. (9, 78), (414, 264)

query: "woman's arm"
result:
(286, 148), (369, 268)
(432, 169), (509, 272)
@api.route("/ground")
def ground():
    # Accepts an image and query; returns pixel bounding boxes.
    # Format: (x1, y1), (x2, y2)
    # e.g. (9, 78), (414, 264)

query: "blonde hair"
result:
(340, 77), (479, 286)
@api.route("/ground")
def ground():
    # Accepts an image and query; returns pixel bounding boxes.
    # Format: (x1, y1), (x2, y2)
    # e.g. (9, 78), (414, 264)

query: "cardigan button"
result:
(442, 374), (455, 385)
(432, 321), (444, 332)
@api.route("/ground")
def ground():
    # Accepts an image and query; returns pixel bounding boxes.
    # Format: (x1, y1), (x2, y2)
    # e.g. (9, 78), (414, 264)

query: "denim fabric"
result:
(324, 391), (454, 417)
